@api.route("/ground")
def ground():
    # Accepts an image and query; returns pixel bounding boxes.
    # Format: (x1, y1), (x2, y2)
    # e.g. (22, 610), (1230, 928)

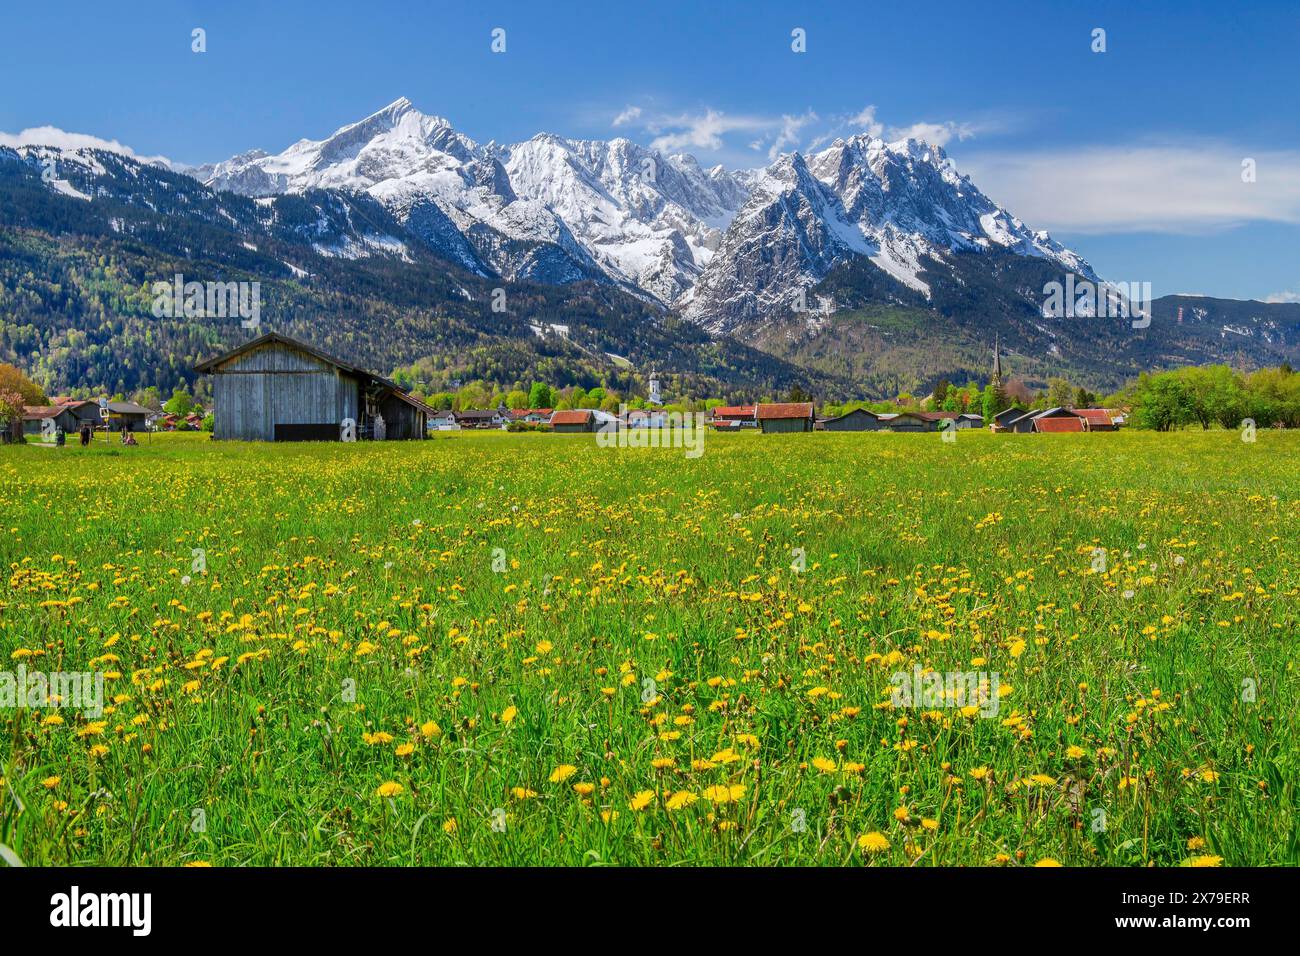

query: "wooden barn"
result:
(21, 404), (81, 436)
(1003, 407), (1088, 434)
(756, 402), (814, 433)
(194, 332), (432, 441)
(821, 407), (887, 431)
(879, 411), (932, 432)
(550, 409), (596, 432)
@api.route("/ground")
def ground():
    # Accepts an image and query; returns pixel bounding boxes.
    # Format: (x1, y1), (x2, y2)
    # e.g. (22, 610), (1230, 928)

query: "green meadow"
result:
(0, 429), (1296, 866)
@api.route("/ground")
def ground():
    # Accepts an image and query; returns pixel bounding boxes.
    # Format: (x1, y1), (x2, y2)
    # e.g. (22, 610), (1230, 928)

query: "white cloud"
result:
(646, 109), (775, 154)
(962, 144), (1300, 234)
(611, 106), (642, 128)
(886, 120), (979, 147)
(1264, 290), (1300, 303)
(0, 126), (173, 168)
(846, 105), (884, 138)
(768, 111), (818, 161)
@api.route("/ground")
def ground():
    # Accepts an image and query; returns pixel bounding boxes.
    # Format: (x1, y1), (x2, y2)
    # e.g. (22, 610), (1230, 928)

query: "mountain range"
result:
(2, 97), (1298, 399)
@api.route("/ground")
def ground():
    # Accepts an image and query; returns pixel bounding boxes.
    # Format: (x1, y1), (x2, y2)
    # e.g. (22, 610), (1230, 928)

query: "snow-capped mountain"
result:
(191, 97), (1095, 334)
(682, 135), (1095, 333)
(198, 97), (750, 299)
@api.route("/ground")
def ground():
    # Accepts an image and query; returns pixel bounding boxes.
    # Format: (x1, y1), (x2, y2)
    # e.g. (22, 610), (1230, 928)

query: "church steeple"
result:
(991, 333), (1003, 385)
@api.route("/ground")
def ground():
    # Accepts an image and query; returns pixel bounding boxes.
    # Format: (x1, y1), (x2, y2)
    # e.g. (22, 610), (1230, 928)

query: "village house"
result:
(453, 408), (510, 429)
(508, 408), (554, 425)
(193, 332), (432, 441)
(708, 405), (757, 429)
(756, 402), (814, 433)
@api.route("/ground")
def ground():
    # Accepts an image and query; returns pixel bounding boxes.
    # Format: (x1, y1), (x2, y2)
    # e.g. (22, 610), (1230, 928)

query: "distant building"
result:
(453, 408), (509, 430)
(708, 405), (757, 429)
(1074, 408), (1118, 431)
(820, 408), (888, 431)
(756, 402), (815, 433)
(194, 332), (432, 441)
(1003, 407), (1088, 434)
(550, 409), (596, 432)
(880, 411), (932, 432)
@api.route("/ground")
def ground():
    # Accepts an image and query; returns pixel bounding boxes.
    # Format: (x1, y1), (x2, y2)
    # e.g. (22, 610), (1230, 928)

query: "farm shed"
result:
(756, 402), (814, 433)
(193, 332), (427, 442)
(881, 411), (932, 432)
(104, 401), (152, 433)
(550, 409), (596, 433)
(1004, 407), (1088, 434)
(22, 404), (80, 436)
(821, 408), (888, 431)
(1074, 408), (1117, 431)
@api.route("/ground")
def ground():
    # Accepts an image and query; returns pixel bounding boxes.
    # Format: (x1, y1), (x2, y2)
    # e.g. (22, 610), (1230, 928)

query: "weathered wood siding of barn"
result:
(210, 342), (359, 441)
(822, 409), (884, 431)
(377, 394), (427, 441)
(759, 417), (812, 433)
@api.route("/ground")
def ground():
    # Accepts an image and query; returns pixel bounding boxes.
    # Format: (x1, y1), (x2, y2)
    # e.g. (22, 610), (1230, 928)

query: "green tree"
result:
(163, 387), (194, 416)
(527, 382), (553, 409)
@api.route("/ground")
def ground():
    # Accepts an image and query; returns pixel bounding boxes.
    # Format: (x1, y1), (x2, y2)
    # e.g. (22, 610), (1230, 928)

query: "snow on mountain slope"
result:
(199, 98), (749, 298)
(683, 135), (1096, 333)
(192, 98), (1093, 328)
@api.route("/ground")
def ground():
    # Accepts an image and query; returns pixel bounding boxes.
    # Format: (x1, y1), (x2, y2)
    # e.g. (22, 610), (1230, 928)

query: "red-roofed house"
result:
(709, 405), (757, 429)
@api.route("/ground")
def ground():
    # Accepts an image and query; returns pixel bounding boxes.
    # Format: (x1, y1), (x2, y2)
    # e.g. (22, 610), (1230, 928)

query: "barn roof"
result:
(1074, 408), (1114, 426)
(710, 405), (756, 417)
(821, 407), (881, 424)
(550, 410), (593, 425)
(1035, 416), (1086, 433)
(193, 332), (401, 391)
(914, 411), (960, 421)
(106, 401), (152, 415)
(756, 402), (814, 420)
(22, 405), (65, 420)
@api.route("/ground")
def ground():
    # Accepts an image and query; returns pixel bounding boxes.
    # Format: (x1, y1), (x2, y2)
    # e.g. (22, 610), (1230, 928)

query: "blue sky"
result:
(2, 0), (1298, 300)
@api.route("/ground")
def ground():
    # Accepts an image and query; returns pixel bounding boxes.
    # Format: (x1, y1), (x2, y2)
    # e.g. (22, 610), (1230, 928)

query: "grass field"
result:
(1, 429), (1296, 866)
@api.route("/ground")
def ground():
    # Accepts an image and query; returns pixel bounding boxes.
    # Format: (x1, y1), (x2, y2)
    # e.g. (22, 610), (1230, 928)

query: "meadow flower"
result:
(857, 832), (890, 853)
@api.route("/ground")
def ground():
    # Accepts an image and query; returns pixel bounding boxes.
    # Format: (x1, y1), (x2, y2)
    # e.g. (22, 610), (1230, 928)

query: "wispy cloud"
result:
(640, 109), (777, 154)
(1264, 290), (1300, 303)
(768, 111), (818, 161)
(0, 125), (173, 168)
(962, 143), (1300, 234)
(887, 120), (980, 147)
(611, 106), (642, 128)
(610, 101), (994, 162)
